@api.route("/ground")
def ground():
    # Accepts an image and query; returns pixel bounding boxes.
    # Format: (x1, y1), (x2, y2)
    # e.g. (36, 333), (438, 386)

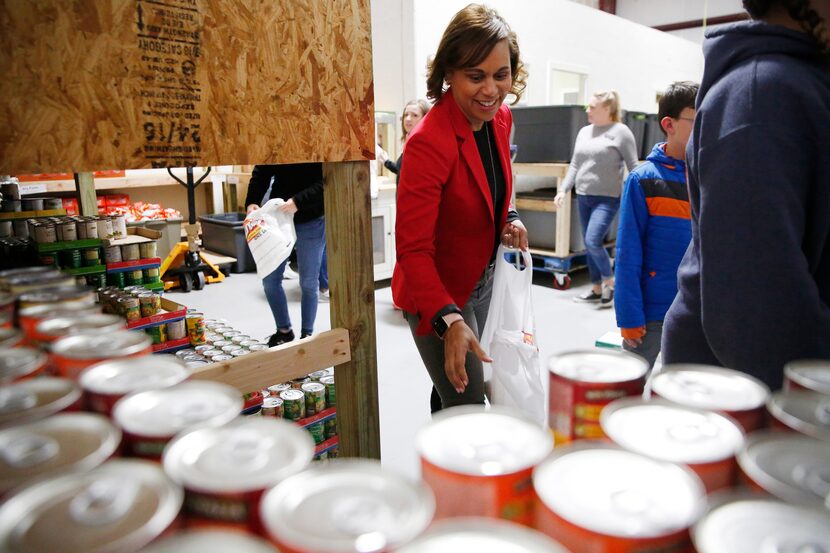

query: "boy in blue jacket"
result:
(614, 82), (699, 368)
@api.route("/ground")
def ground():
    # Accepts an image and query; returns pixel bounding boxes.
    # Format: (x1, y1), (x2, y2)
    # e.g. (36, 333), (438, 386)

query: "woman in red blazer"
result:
(392, 4), (529, 411)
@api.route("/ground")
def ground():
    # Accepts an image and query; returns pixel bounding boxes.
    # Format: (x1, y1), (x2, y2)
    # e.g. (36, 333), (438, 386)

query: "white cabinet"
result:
(371, 184), (396, 281)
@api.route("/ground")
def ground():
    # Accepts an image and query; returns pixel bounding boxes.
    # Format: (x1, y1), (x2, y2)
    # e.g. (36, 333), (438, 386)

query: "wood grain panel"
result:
(0, 0), (374, 174)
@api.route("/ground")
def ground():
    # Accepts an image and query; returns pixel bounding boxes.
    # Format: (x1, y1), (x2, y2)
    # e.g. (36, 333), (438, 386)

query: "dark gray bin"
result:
(642, 113), (664, 159)
(199, 212), (255, 273)
(623, 111), (648, 160)
(512, 105), (588, 163)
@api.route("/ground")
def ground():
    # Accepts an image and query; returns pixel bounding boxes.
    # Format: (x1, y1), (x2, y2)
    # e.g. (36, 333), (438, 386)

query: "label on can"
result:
(301, 382), (326, 416)
(82, 248), (100, 267)
(104, 245), (122, 264)
(186, 314), (206, 346)
(325, 417), (337, 439)
(119, 297), (141, 321)
(166, 319), (187, 340)
(139, 241), (158, 259)
(121, 243), (140, 261)
(280, 389), (306, 421)
(261, 397), (284, 418)
(139, 293), (161, 318)
(320, 375), (336, 408)
(146, 324), (168, 345)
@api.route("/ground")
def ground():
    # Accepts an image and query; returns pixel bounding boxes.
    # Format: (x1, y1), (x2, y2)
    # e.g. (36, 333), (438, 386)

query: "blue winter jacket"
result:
(663, 21), (830, 390)
(615, 143), (691, 332)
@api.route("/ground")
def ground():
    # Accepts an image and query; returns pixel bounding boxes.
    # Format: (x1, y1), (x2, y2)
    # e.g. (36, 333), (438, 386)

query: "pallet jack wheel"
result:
(552, 273), (572, 290)
(193, 271), (206, 291)
(179, 272), (193, 293)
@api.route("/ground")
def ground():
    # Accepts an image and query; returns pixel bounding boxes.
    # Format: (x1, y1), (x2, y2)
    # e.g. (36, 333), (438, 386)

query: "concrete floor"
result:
(167, 266), (619, 480)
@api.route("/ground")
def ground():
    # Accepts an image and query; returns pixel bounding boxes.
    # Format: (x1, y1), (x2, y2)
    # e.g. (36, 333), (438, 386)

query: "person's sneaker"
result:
(573, 289), (602, 303)
(319, 288), (330, 302)
(599, 285), (614, 308)
(282, 266), (299, 280)
(267, 329), (295, 347)
(300, 332), (312, 339)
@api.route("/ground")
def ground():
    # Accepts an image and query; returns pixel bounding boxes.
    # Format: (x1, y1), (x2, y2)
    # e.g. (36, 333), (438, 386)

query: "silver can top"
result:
(261, 459), (434, 553)
(692, 497), (830, 553)
(738, 430), (830, 510)
(550, 350), (648, 383)
(651, 364), (770, 412)
(163, 417), (314, 493)
(395, 518), (569, 553)
(36, 313), (125, 340)
(80, 356), (189, 396)
(52, 331), (151, 360)
(0, 459), (182, 553)
(113, 381), (241, 438)
(0, 347), (47, 383)
(768, 391), (830, 441)
(601, 398), (745, 464)
(416, 406), (552, 476)
(785, 359), (830, 395)
(0, 377), (82, 429)
(140, 531), (278, 553)
(533, 443), (706, 539)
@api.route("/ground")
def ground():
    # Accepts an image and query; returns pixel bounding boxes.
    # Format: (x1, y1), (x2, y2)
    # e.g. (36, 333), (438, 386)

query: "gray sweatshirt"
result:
(559, 122), (639, 198)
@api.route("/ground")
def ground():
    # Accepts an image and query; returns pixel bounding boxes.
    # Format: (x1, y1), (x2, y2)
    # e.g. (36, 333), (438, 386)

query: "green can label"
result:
(307, 421), (325, 445)
(320, 376), (336, 408)
(301, 382), (326, 416)
(82, 247), (100, 267)
(325, 417), (337, 439)
(280, 389), (306, 421)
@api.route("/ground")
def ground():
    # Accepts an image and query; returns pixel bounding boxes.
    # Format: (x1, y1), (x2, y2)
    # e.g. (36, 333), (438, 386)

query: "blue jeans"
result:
(577, 194), (620, 283)
(319, 242), (328, 290)
(262, 216), (326, 336)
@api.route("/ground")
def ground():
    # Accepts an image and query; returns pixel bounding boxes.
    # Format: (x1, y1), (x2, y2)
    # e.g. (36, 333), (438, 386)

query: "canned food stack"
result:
(169, 316), (269, 367)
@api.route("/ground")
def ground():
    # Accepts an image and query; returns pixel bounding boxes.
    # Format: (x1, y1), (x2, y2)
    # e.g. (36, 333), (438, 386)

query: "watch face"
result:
(433, 317), (448, 339)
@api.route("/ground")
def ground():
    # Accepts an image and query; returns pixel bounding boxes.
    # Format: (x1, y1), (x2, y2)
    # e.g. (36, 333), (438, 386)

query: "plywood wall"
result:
(0, 0), (374, 174)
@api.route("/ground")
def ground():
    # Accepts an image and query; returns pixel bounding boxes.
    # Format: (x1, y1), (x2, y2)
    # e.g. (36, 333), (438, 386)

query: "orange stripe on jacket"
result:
(645, 196), (690, 219)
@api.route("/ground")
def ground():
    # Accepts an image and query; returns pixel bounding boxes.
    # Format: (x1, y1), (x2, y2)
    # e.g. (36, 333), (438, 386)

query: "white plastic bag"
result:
(480, 246), (547, 426)
(243, 198), (297, 280)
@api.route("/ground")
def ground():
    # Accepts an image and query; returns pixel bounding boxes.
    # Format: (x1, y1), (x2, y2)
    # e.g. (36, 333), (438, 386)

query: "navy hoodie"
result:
(662, 21), (830, 390)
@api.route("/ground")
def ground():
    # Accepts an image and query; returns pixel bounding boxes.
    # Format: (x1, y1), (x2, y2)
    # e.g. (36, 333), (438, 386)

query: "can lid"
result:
(533, 443), (706, 538)
(320, 376), (335, 385)
(163, 417), (314, 493)
(36, 313), (125, 340)
(0, 347), (47, 383)
(785, 360), (830, 395)
(280, 389), (304, 401)
(262, 397), (284, 408)
(692, 498), (830, 553)
(0, 413), (121, 494)
(651, 364), (770, 412)
(212, 340), (231, 347)
(212, 355), (233, 362)
(768, 391), (830, 441)
(261, 459), (434, 552)
(231, 349), (250, 356)
(394, 518), (569, 553)
(0, 327), (23, 348)
(52, 331), (152, 360)
(416, 406), (552, 476)
(18, 285), (93, 304)
(0, 377), (82, 428)
(140, 531), (278, 553)
(0, 266), (55, 281)
(18, 303), (100, 321)
(309, 370), (330, 380)
(269, 383), (291, 393)
(302, 382), (325, 393)
(79, 357), (189, 395)
(549, 350), (648, 383)
(249, 344), (269, 351)
(601, 398), (744, 464)
(185, 360), (209, 369)
(113, 381), (242, 438)
(738, 430), (830, 509)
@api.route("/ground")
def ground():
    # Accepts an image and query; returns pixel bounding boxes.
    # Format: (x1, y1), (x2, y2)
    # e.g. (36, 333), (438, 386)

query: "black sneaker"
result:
(599, 285), (614, 308)
(268, 330), (295, 347)
(573, 290), (602, 303)
(300, 332), (312, 339)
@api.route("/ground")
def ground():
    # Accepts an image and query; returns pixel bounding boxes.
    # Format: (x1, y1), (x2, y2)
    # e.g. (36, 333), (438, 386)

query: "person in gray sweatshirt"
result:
(555, 90), (639, 307)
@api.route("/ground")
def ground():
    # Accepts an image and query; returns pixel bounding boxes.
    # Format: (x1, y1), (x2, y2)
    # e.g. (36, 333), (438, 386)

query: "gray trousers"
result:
(623, 320), (663, 370)
(404, 265), (494, 409)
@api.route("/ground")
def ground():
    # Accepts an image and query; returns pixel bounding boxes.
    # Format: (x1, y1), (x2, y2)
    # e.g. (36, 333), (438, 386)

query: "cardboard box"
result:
(102, 226), (161, 247)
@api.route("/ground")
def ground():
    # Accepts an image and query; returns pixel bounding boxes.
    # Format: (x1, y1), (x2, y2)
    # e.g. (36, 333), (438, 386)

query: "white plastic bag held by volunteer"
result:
(243, 198), (296, 280)
(480, 246), (546, 426)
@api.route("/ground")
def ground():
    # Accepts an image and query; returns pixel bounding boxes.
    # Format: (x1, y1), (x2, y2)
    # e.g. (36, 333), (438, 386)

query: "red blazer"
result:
(392, 90), (514, 335)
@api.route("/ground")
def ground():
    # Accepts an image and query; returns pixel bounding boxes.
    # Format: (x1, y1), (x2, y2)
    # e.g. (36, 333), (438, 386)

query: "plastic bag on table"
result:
(480, 245), (546, 426)
(243, 198), (297, 280)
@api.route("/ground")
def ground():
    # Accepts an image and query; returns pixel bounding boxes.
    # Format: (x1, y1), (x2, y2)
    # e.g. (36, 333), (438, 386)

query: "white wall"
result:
(615, 0), (744, 44)
(408, 0), (704, 114)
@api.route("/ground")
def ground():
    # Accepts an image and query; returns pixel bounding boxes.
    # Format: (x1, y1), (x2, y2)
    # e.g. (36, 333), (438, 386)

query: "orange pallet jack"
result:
(160, 167), (225, 292)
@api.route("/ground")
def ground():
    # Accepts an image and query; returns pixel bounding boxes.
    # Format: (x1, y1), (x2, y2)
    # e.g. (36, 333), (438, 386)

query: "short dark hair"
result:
(426, 4), (527, 104)
(657, 81), (699, 135)
(743, 0), (829, 59)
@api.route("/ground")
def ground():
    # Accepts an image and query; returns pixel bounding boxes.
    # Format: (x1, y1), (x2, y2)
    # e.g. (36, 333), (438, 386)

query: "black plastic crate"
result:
(512, 105), (588, 163)
(624, 111), (648, 160)
(642, 113), (665, 159)
(199, 212), (255, 273)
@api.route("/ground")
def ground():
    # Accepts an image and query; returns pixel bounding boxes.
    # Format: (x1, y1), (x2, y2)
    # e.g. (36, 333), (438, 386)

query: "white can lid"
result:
(693, 497), (830, 553)
(0, 377), (82, 428)
(113, 381), (241, 438)
(261, 459), (434, 553)
(139, 530), (278, 553)
(0, 347), (46, 383)
(533, 443), (706, 538)
(80, 357), (189, 395)
(550, 350), (648, 383)
(601, 398), (744, 464)
(652, 364), (770, 412)
(395, 518), (569, 553)
(0, 459), (182, 553)
(416, 406), (552, 476)
(786, 360), (830, 395)
(768, 391), (830, 441)
(52, 331), (151, 360)
(163, 417), (314, 493)
(738, 430), (830, 509)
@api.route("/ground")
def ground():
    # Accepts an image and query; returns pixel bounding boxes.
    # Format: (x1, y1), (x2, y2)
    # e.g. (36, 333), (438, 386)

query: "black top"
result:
(384, 155), (403, 184)
(473, 122), (514, 257)
(244, 163), (324, 224)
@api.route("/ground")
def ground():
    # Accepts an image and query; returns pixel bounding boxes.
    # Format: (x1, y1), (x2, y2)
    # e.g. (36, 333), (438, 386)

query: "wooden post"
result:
(73, 172), (97, 216)
(323, 161), (380, 459)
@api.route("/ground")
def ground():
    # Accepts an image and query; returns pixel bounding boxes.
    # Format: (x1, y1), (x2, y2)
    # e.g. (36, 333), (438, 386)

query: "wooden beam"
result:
(323, 160), (380, 459)
(654, 13), (748, 32)
(188, 328), (351, 392)
(73, 172), (97, 216)
(556, 192), (571, 258)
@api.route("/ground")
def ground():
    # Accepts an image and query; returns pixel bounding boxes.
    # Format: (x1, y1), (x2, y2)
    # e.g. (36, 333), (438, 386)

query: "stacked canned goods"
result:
(173, 317), (269, 366)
